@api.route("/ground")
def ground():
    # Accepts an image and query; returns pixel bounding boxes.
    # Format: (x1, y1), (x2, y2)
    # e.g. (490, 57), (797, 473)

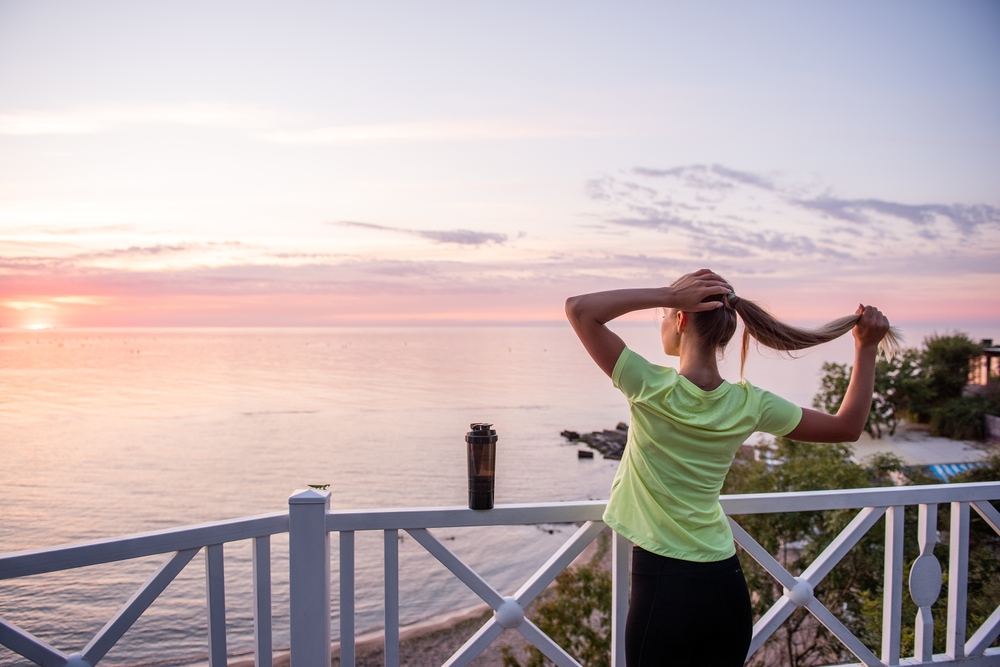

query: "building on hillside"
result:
(969, 338), (1000, 386)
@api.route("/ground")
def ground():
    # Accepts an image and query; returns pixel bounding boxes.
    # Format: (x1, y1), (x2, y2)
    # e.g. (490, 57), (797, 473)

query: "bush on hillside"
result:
(921, 334), (983, 405)
(930, 394), (999, 440)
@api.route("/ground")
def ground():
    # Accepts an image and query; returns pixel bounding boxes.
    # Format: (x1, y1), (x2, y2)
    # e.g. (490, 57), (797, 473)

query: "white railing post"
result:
(611, 531), (629, 667)
(911, 504), (941, 663)
(289, 489), (331, 667)
(946, 501), (970, 660)
(340, 530), (356, 667)
(206, 544), (227, 667)
(384, 529), (399, 667)
(882, 505), (904, 666)
(253, 536), (273, 667)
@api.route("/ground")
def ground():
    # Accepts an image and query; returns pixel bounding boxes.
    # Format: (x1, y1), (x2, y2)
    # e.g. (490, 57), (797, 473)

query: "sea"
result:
(0, 322), (985, 666)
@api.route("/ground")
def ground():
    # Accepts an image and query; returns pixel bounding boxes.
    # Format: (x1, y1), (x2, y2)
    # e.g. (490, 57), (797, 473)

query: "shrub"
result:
(930, 390), (1000, 440)
(921, 334), (983, 404)
(886, 348), (935, 422)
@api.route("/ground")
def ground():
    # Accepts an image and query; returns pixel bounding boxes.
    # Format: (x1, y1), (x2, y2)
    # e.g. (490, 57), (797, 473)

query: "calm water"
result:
(0, 323), (944, 666)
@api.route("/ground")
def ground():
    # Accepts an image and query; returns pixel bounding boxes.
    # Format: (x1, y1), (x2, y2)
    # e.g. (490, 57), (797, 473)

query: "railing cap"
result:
(289, 488), (331, 505)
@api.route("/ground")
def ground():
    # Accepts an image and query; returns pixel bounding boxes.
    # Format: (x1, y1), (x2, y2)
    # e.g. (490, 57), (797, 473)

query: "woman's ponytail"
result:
(724, 295), (902, 376)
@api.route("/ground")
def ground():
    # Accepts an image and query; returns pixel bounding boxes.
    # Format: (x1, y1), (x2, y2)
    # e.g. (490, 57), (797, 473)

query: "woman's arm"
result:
(785, 305), (890, 443)
(565, 270), (729, 377)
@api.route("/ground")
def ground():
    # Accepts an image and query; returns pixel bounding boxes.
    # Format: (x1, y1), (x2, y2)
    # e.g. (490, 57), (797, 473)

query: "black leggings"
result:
(625, 546), (752, 667)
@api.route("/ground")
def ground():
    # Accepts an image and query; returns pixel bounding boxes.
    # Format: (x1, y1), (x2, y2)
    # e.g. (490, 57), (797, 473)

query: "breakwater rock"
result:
(561, 422), (628, 460)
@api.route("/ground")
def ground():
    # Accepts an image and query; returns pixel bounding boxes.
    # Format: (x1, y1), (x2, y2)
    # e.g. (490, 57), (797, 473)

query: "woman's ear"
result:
(676, 310), (689, 333)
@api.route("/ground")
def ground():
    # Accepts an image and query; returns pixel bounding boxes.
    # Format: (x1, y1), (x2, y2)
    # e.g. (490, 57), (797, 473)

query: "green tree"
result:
(930, 392), (1000, 440)
(813, 361), (903, 438)
(882, 348), (934, 423)
(921, 334), (983, 406)
(812, 362), (850, 418)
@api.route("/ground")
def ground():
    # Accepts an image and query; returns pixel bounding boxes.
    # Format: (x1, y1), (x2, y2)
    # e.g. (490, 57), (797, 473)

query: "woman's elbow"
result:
(844, 427), (865, 443)
(565, 296), (583, 323)
(790, 409), (864, 444)
(814, 428), (863, 444)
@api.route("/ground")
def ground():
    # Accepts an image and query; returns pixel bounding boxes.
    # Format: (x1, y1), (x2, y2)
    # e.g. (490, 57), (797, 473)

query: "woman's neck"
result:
(677, 344), (724, 391)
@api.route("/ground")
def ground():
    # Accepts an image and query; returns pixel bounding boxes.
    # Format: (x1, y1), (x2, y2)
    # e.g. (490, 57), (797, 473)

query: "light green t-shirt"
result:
(604, 347), (802, 562)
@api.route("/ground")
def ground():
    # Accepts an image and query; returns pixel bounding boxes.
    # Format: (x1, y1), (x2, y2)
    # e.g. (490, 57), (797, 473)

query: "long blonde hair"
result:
(693, 293), (903, 376)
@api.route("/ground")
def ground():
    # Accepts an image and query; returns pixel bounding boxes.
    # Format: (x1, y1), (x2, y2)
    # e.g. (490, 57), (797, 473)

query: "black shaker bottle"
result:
(466, 423), (498, 510)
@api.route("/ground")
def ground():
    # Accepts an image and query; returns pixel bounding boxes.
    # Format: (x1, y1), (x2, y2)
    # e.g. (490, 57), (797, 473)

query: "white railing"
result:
(721, 483), (1000, 667)
(1, 483), (999, 667)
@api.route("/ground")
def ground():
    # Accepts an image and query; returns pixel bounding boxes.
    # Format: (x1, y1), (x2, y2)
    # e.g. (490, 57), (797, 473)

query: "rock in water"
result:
(561, 423), (628, 460)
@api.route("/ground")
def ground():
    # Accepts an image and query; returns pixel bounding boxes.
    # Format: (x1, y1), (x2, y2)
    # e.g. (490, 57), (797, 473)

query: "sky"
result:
(1, 1), (999, 330)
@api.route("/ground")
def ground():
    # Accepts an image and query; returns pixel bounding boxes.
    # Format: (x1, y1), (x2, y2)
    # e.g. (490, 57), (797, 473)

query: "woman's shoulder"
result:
(736, 377), (799, 417)
(623, 348), (678, 377)
(615, 348), (680, 396)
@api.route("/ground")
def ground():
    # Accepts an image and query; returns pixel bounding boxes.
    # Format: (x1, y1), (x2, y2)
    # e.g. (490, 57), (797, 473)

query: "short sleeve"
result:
(755, 388), (803, 436)
(611, 347), (648, 401)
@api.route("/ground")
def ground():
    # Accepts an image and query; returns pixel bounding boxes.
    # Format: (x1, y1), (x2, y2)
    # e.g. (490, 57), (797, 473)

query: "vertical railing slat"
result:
(341, 530), (356, 667)
(882, 505), (904, 666)
(384, 529), (399, 667)
(253, 536), (272, 667)
(947, 501), (970, 660)
(913, 503), (940, 663)
(206, 543), (228, 667)
(611, 531), (630, 667)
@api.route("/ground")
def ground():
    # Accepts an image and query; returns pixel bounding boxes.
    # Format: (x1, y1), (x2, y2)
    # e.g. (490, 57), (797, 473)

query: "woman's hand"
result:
(852, 304), (890, 349)
(667, 269), (732, 312)
(788, 303), (891, 443)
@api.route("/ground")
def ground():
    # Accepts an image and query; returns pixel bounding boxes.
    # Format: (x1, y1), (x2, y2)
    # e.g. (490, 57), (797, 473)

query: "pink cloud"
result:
(3, 165), (997, 328)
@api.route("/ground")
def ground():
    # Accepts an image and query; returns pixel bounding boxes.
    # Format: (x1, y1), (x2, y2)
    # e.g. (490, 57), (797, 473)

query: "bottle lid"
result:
(466, 422), (498, 444)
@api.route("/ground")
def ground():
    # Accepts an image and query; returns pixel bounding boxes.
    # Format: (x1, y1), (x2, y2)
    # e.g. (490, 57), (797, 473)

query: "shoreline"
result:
(174, 605), (497, 667)
(220, 604), (495, 667)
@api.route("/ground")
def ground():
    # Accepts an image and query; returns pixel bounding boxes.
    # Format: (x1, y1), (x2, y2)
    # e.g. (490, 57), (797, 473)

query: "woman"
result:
(565, 269), (896, 667)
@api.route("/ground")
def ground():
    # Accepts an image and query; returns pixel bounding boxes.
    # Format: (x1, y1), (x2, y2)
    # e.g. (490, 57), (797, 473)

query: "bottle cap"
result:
(466, 422), (498, 444)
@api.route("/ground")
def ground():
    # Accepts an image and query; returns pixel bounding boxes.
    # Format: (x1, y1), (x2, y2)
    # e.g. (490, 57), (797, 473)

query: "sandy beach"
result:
(224, 606), (518, 667)
(847, 420), (995, 467)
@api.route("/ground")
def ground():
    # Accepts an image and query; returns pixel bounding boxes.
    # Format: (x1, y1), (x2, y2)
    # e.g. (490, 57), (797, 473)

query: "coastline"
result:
(175, 605), (508, 667)
(217, 604), (496, 667)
